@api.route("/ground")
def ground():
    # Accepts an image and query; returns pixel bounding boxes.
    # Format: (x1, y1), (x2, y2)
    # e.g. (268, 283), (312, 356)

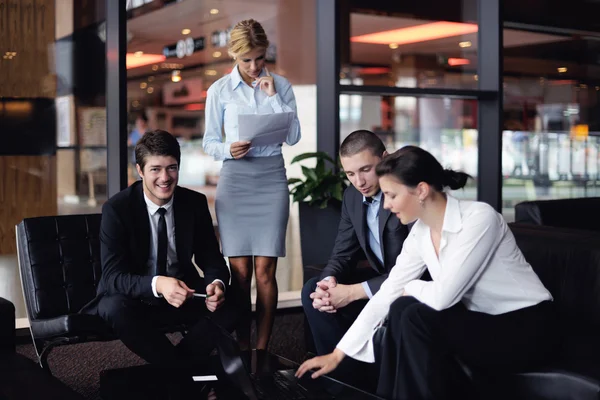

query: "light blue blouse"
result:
(203, 65), (301, 160)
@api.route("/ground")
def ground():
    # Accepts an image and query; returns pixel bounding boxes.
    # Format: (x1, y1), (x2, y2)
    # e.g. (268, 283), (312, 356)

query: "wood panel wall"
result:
(0, 0), (57, 255)
(0, 0), (56, 98)
(0, 156), (57, 254)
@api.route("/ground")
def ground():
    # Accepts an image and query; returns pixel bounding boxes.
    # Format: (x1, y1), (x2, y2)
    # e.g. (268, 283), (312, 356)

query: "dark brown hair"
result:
(135, 130), (181, 170)
(376, 145), (470, 191)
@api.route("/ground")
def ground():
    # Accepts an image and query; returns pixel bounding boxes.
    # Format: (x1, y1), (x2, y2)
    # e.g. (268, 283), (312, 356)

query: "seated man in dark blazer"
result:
(82, 130), (236, 366)
(302, 130), (410, 357)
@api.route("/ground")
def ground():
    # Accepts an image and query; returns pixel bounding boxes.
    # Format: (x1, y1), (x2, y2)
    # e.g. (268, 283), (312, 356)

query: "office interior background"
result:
(2, 0), (600, 326)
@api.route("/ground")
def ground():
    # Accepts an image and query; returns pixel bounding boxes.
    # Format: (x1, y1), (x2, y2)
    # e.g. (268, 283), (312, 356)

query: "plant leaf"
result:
(301, 166), (318, 182)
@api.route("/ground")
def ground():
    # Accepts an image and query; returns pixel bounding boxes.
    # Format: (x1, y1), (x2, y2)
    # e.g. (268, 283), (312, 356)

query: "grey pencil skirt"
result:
(215, 155), (289, 257)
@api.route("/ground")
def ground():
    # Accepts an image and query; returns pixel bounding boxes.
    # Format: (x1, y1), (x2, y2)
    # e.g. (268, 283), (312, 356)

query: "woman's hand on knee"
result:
(295, 349), (345, 379)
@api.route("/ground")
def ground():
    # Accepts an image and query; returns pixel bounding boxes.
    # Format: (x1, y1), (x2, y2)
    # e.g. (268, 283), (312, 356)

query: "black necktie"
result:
(156, 207), (168, 276)
(365, 197), (373, 204)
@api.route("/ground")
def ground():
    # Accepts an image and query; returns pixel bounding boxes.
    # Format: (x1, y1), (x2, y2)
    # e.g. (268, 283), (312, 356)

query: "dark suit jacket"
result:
(81, 181), (229, 313)
(319, 186), (409, 295)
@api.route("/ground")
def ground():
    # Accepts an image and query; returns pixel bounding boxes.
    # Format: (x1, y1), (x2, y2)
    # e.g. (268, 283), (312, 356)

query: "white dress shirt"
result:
(202, 65), (301, 160)
(337, 195), (553, 363)
(144, 193), (224, 297)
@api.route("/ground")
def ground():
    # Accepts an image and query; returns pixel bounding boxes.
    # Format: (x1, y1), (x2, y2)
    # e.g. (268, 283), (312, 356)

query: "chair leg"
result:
(33, 337), (70, 374)
(32, 339), (52, 373)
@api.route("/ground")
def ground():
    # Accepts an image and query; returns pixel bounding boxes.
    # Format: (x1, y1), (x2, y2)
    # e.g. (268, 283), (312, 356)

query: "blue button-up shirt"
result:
(361, 191), (384, 298)
(202, 65), (301, 160)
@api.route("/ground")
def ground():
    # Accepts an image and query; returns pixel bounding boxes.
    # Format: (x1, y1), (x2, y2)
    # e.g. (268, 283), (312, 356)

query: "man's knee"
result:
(301, 277), (320, 310)
(97, 294), (136, 322)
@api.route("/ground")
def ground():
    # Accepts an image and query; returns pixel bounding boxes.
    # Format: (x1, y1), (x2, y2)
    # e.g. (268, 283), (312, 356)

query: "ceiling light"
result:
(210, 8), (219, 15)
(152, 65), (159, 71)
(148, 76), (155, 82)
(459, 41), (472, 48)
(172, 70), (182, 82)
(212, 51), (222, 58)
(134, 51), (144, 57)
(147, 87), (154, 94)
(351, 21), (478, 46)
(557, 67), (567, 73)
(132, 100), (140, 108)
(389, 43), (398, 49)
(181, 28), (191, 35)
(205, 69), (217, 76)
(126, 53), (165, 69)
(140, 82), (148, 89)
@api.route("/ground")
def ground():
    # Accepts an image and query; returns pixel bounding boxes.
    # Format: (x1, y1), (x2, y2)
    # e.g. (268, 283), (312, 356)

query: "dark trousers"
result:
(377, 296), (558, 400)
(97, 290), (237, 366)
(301, 277), (377, 391)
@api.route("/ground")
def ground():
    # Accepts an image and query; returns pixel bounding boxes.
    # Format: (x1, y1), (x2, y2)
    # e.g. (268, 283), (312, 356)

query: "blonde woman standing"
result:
(203, 19), (301, 350)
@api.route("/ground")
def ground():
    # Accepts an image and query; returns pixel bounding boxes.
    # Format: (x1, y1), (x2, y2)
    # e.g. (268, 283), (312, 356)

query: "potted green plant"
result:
(288, 152), (348, 268)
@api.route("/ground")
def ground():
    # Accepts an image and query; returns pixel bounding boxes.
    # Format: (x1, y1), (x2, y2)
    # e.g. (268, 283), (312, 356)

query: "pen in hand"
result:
(192, 293), (207, 298)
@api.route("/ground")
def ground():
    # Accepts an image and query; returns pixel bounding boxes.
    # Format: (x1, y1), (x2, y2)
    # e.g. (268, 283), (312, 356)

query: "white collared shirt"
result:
(202, 65), (301, 160)
(337, 195), (553, 363)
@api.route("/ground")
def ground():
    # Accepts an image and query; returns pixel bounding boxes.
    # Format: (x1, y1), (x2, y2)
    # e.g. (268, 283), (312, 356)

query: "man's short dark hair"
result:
(136, 111), (148, 123)
(135, 130), (181, 170)
(339, 129), (386, 158)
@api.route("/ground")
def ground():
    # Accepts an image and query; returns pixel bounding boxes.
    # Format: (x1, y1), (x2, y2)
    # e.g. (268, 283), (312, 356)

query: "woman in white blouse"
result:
(297, 146), (556, 399)
(203, 19), (301, 350)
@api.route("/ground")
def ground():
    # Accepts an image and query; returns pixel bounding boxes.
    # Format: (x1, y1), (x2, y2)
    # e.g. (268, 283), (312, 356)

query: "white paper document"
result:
(192, 375), (219, 382)
(238, 112), (294, 146)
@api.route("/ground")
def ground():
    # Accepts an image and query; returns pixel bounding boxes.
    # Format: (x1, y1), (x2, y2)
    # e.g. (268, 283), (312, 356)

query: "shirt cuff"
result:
(268, 93), (284, 112)
(212, 279), (226, 293)
(224, 143), (234, 160)
(151, 276), (161, 298)
(361, 281), (374, 299)
(404, 279), (426, 298)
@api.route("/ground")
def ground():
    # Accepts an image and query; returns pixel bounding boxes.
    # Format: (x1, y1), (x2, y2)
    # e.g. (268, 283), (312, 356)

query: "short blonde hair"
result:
(228, 19), (269, 59)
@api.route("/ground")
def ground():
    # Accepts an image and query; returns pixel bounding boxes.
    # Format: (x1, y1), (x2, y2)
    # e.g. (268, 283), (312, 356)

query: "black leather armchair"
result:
(16, 214), (191, 374)
(16, 214), (114, 372)
(514, 197), (600, 232)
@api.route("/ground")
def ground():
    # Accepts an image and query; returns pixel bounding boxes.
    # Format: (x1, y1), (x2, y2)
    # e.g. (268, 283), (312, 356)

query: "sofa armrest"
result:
(0, 297), (15, 354)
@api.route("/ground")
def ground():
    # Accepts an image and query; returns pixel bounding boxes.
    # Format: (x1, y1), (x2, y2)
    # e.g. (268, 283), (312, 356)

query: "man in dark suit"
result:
(302, 130), (409, 357)
(83, 130), (236, 366)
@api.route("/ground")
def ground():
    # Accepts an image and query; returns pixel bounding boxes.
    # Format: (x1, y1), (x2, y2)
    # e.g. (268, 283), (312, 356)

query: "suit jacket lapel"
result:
(378, 195), (392, 262)
(133, 182), (151, 265)
(173, 187), (192, 260)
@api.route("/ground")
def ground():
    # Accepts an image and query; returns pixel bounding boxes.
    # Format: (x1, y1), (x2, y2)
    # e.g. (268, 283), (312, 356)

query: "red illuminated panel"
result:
(351, 22), (478, 45)
(359, 67), (391, 75)
(447, 58), (470, 66)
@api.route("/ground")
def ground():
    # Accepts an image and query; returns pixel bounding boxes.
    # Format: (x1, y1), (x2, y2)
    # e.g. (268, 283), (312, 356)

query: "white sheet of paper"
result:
(238, 112), (294, 146)
(192, 375), (219, 382)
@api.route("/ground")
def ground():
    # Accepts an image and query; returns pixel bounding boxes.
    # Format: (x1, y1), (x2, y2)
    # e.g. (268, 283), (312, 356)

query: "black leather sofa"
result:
(0, 297), (83, 399)
(515, 197), (600, 232)
(472, 223), (600, 400)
